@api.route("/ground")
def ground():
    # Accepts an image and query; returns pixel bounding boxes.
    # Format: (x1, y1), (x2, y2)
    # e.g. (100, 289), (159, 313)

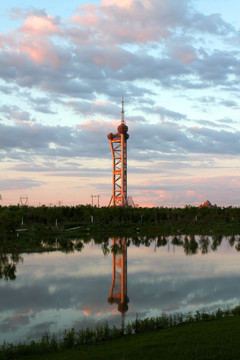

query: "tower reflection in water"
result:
(108, 237), (129, 321)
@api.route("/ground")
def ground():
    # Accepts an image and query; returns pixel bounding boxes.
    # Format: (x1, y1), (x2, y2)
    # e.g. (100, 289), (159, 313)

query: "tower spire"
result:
(121, 96), (125, 124)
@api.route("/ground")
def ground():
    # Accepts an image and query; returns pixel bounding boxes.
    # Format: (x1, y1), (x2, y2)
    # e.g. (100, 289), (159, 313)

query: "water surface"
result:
(1, 235), (240, 344)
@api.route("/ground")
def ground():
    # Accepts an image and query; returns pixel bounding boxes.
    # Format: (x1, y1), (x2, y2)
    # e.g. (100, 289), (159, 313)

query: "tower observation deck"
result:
(107, 98), (129, 207)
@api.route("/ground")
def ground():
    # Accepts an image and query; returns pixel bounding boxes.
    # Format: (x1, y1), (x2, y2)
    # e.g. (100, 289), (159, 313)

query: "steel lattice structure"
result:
(108, 237), (129, 315)
(107, 98), (129, 207)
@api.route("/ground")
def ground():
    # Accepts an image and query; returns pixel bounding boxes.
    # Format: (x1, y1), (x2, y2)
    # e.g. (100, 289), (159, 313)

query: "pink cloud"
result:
(77, 304), (118, 316)
(76, 4), (99, 12)
(82, 310), (90, 316)
(77, 119), (120, 134)
(186, 190), (195, 198)
(133, 176), (240, 207)
(20, 15), (59, 36)
(102, 0), (134, 7)
(77, 119), (105, 132)
(71, 13), (99, 26)
(20, 37), (65, 67)
(10, 309), (34, 326)
(0, 13), (67, 68)
(70, 0), (181, 45)
(17, 121), (35, 127)
(0, 33), (4, 48)
(93, 101), (108, 105)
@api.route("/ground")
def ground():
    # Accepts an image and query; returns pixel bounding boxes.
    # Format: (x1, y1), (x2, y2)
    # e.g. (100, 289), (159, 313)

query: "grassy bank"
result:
(27, 317), (240, 360)
(2, 307), (240, 360)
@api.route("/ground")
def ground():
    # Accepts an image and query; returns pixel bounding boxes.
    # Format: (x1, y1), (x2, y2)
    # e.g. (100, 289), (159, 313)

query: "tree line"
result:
(0, 204), (240, 231)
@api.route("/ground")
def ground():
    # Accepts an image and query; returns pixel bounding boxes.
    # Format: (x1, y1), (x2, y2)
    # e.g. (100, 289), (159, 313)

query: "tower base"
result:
(108, 196), (135, 207)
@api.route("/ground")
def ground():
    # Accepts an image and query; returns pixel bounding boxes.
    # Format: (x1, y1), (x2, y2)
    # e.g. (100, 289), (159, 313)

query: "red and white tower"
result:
(107, 98), (129, 207)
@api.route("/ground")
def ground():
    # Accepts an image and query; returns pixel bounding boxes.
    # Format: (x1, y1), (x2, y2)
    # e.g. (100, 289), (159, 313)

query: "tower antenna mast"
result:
(121, 96), (125, 124)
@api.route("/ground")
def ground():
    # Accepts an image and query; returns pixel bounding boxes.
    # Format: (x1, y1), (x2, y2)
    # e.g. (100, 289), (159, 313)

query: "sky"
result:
(0, 0), (240, 207)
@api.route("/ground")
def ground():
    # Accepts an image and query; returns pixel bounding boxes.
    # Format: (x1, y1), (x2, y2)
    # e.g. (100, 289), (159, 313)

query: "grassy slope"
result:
(21, 316), (240, 360)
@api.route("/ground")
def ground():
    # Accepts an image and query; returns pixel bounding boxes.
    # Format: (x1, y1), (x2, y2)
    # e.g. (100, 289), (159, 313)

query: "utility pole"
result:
(91, 194), (100, 207)
(20, 196), (28, 206)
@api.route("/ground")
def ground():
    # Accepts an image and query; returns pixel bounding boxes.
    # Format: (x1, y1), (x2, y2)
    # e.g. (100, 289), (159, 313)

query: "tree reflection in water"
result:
(183, 235), (198, 255)
(0, 253), (23, 280)
(1, 234), (240, 281)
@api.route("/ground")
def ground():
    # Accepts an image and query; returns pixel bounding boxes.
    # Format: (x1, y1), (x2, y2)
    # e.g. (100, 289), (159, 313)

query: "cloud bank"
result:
(0, 0), (240, 206)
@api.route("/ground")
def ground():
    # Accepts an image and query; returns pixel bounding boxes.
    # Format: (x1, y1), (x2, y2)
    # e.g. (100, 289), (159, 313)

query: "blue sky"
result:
(0, 0), (240, 207)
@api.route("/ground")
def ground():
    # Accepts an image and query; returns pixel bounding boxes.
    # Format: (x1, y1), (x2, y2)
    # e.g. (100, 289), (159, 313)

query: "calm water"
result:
(1, 235), (240, 345)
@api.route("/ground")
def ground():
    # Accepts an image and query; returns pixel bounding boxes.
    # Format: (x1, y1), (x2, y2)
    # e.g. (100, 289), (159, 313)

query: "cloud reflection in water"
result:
(0, 236), (240, 344)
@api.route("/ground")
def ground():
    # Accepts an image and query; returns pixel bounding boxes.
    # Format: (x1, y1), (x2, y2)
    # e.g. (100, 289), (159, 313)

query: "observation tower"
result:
(107, 98), (129, 207)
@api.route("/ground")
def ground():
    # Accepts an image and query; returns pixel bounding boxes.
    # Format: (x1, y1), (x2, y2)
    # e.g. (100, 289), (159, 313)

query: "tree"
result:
(0, 209), (21, 242)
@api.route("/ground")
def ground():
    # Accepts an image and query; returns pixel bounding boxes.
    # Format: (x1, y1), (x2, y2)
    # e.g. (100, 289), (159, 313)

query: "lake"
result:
(1, 234), (240, 345)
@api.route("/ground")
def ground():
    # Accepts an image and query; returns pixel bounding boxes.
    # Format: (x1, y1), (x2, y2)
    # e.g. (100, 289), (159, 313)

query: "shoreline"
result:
(1, 306), (240, 359)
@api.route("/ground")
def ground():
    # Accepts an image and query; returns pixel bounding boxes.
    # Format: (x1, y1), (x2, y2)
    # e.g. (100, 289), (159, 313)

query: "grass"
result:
(35, 318), (240, 360)
(2, 307), (240, 360)
(5, 317), (240, 360)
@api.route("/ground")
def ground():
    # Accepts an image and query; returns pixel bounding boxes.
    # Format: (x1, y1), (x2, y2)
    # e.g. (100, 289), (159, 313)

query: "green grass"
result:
(2, 307), (240, 360)
(12, 317), (240, 360)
